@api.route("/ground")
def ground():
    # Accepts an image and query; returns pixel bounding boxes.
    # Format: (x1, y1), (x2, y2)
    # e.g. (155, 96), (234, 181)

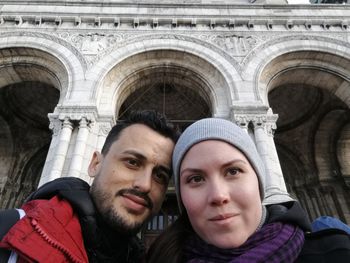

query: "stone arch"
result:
(276, 144), (311, 189)
(0, 45), (66, 208)
(243, 36), (350, 106)
(263, 45), (350, 222)
(0, 145), (48, 209)
(0, 81), (59, 209)
(0, 115), (13, 194)
(0, 32), (86, 101)
(116, 64), (213, 126)
(89, 36), (240, 118)
(337, 123), (350, 188)
(314, 109), (349, 182)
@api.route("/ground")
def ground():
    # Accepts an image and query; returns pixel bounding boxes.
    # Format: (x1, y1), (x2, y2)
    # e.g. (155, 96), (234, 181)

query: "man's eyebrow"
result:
(122, 150), (146, 161)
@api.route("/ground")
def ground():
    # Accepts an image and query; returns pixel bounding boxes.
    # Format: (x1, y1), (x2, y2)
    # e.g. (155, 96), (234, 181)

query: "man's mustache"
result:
(117, 188), (153, 210)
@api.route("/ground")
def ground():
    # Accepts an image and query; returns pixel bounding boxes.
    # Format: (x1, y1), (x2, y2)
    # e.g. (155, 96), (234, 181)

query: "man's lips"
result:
(122, 193), (148, 207)
(117, 188), (153, 210)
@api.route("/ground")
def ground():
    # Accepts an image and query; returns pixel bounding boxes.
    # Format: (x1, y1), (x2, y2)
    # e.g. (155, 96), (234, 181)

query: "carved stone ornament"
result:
(209, 34), (259, 56)
(48, 115), (63, 136)
(99, 123), (112, 136)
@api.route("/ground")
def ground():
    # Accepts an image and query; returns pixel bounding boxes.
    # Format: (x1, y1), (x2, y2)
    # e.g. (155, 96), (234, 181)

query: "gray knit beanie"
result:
(173, 118), (266, 213)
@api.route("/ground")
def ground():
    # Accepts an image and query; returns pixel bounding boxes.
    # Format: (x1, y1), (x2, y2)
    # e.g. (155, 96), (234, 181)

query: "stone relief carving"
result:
(48, 115), (63, 136)
(209, 34), (259, 56)
(99, 123), (112, 136)
(70, 33), (125, 55)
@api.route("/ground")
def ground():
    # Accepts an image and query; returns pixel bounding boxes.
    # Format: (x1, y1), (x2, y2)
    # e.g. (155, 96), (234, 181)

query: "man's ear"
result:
(88, 151), (103, 178)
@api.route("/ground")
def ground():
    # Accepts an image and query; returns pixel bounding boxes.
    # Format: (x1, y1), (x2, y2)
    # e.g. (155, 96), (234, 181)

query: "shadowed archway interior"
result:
(265, 51), (350, 223)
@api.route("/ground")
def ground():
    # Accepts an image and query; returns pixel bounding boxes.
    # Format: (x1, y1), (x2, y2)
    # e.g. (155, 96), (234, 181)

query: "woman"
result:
(147, 118), (350, 263)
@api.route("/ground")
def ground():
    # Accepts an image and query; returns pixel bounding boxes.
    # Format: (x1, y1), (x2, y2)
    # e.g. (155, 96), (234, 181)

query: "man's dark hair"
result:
(101, 110), (179, 155)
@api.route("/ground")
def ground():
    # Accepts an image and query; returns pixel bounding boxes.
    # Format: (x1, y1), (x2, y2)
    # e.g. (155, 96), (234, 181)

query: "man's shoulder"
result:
(297, 228), (350, 263)
(26, 177), (90, 201)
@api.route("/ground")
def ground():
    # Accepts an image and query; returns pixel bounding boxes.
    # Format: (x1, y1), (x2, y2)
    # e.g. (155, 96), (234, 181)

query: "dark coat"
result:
(266, 201), (350, 263)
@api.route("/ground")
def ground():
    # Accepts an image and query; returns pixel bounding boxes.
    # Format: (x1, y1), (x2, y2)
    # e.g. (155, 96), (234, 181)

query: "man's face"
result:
(88, 124), (174, 234)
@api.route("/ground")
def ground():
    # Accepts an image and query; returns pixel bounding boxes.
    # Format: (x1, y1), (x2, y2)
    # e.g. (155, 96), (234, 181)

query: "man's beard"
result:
(90, 181), (153, 236)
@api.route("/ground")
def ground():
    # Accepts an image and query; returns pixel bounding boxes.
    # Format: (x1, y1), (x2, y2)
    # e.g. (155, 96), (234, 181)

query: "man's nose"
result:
(132, 168), (152, 193)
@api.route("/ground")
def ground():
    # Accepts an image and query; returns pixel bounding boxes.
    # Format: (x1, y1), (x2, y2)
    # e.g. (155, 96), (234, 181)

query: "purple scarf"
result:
(183, 222), (304, 263)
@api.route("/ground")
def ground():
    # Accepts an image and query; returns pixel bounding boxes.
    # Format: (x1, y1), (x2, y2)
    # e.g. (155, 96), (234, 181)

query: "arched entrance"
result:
(0, 47), (64, 208)
(118, 65), (212, 130)
(264, 51), (350, 223)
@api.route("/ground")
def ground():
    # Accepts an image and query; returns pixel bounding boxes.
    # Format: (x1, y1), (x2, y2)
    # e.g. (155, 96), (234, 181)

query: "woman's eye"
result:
(188, 175), (204, 184)
(226, 168), (239, 176)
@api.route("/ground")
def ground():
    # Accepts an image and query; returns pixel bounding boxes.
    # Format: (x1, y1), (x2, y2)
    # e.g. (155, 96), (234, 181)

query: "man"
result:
(0, 110), (179, 263)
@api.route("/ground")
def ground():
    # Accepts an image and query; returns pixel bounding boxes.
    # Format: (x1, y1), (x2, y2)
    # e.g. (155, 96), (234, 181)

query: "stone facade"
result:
(0, 1), (349, 242)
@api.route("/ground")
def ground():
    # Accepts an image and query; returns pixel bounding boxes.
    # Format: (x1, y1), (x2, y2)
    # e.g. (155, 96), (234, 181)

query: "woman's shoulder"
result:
(296, 228), (350, 263)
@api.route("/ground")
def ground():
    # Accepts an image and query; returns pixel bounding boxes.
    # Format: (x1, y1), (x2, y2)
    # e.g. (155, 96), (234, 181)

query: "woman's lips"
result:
(209, 213), (237, 221)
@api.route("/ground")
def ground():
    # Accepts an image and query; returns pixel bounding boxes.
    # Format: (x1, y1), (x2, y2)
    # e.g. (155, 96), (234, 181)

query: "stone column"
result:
(232, 109), (293, 205)
(39, 117), (73, 186)
(253, 112), (293, 204)
(68, 117), (90, 178)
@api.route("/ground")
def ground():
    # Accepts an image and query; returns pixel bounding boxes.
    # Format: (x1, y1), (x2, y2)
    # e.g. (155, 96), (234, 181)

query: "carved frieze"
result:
(54, 30), (349, 72)
(1, 28), (349, 74)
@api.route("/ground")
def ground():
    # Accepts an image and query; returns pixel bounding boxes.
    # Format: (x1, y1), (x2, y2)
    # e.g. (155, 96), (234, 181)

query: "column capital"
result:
(231, 108), (278, 136)
(52, 105), (98, 125)
(58, 113), (95, 125)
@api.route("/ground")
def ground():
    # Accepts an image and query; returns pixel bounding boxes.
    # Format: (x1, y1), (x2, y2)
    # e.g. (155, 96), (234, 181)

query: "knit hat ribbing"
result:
(173, 118), (266, 213)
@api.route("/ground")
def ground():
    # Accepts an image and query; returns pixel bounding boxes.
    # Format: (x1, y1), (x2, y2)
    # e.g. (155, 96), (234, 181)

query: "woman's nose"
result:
(208, 178), (229, 206)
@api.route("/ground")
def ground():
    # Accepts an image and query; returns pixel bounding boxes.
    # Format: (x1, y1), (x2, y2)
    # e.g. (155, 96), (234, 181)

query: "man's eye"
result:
(126, 159), (140, 167)
(154, 172), (170, 185)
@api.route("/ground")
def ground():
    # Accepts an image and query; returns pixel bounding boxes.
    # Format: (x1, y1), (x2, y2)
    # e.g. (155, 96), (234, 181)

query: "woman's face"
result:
(180, 140), (262, 249)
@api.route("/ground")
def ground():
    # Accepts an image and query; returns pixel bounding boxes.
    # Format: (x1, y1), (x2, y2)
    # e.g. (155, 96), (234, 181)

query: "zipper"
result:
(31, 218), (84, 263)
